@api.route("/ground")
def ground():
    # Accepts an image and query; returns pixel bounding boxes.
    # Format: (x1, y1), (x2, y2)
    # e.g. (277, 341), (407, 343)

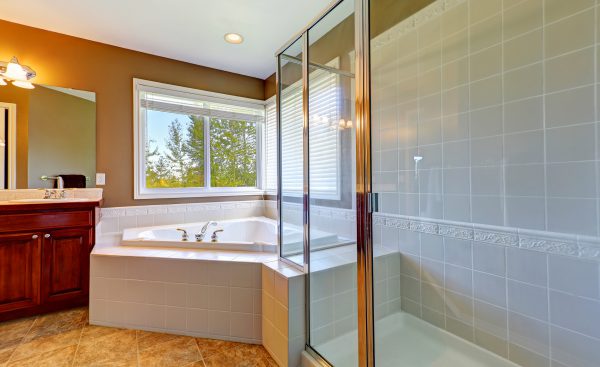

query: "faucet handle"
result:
(176, 228), (189, 241)
(211, 229), (224, 242)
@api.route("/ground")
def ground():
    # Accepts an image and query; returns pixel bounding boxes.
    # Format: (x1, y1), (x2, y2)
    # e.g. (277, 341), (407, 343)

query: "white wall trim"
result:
(0, 102), (17, 189)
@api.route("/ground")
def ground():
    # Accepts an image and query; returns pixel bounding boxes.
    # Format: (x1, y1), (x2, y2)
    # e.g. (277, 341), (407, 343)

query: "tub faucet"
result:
(211, 229), (224, 242)
(195, 221), (217, 242)
(176, 228), (189, 241)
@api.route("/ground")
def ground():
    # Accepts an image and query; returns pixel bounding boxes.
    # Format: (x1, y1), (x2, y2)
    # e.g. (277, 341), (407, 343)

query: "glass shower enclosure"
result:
(278, 0), (600, 366)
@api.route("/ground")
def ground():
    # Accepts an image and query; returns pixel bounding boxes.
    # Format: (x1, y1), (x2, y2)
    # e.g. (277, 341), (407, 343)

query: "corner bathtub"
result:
(121, 216), (345, 253)
(121, 216), (278, 252)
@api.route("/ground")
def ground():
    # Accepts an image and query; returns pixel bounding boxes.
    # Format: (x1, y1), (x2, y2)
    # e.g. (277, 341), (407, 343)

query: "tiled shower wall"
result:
(371, 0), (600, 366)
(372, 0), (600, 236)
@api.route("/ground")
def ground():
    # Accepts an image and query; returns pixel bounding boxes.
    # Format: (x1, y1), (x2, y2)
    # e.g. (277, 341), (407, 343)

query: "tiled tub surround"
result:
(369, 0), (600, 366)
(91, 199), (306, 366)
(262, 261), (305, 367)
(90, 255), (265, 343)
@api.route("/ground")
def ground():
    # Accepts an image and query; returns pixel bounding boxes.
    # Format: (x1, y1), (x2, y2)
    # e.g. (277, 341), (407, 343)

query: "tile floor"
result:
(0, 307), (277, 367)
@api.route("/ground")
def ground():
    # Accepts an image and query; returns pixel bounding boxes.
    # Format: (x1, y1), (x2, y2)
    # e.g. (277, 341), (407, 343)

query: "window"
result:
(272, 58), (341, 199)
(134, 79), (265, 199)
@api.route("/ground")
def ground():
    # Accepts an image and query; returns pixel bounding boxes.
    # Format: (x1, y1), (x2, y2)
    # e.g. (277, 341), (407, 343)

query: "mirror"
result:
(0, 83), (96, 189)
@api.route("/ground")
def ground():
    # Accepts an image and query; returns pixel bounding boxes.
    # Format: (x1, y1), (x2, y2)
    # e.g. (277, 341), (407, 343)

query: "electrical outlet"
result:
(96, 173), (106, 185)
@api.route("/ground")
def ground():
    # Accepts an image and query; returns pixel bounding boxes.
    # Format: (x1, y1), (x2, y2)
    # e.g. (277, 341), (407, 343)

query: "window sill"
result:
(134, 188), (266, 200)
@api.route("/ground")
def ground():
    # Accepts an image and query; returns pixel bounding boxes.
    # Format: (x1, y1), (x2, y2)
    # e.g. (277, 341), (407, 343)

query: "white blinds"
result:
(308, 66), (340, 197)
(278, 59), (341, 198)
(265, 101), (278, 191)
(140, 90), (265, 122)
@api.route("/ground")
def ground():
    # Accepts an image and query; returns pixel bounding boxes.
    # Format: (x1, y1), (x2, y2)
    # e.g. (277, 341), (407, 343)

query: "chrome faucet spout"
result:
(195, 221), (217, 242)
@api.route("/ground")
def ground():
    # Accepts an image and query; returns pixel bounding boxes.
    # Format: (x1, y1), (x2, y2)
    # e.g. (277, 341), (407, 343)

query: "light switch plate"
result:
(96, 173), (106, 185)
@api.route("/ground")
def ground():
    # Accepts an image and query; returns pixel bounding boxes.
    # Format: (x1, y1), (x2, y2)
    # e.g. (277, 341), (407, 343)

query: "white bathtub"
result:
(121, 216), (345, 254)
(121, 216), (278, 252)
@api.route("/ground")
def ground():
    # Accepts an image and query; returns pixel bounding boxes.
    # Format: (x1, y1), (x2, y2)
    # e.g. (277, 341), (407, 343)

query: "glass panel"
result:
(209, 117), (257, 187)
(144, 110), (205, 188)
(307, 1), (357, 365)
(279, 37), (305, 265)
(370, 0), (600, 366)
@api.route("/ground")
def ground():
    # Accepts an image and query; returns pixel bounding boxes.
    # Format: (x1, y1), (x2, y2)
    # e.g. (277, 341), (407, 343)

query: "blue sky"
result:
(147, 110), (189, 155)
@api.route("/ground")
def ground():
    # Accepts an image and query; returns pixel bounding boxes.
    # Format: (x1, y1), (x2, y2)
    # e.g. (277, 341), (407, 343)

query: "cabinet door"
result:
(41, 228), (91, 302)
(0, 233), (41, 312)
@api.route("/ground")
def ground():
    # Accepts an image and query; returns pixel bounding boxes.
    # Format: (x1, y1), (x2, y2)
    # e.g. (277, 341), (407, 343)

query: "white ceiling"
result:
(0, 0), (334, 79)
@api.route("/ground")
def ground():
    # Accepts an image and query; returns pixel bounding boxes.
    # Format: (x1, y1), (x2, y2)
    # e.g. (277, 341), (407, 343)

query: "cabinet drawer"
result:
(0, 211), (92, 233)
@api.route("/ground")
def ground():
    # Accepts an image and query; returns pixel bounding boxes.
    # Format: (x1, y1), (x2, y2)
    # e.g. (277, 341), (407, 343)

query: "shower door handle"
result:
(368, 192), (379, 213)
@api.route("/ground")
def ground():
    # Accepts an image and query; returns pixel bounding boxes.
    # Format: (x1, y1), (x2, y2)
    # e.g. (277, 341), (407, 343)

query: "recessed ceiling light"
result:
(224, 33), (244, 44)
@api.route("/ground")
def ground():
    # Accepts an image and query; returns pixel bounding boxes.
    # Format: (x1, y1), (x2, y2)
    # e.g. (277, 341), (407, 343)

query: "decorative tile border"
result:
(279, 201), (599, 260)
(374, 213), (600, 261)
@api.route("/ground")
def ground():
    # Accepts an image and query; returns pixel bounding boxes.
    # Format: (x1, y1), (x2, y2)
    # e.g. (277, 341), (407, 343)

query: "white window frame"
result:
(133, 79), (266, 199)
(264, 96), (278, 195)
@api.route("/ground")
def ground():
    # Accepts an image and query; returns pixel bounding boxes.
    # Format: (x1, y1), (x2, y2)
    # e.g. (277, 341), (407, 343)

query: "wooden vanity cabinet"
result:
(0, 201), (100, 321)
(0, 232), (42, 314)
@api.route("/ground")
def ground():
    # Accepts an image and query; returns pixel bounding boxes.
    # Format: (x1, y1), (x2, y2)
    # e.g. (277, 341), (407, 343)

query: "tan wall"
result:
(28, 86), (96, 188)
(0, 20), (265, 207)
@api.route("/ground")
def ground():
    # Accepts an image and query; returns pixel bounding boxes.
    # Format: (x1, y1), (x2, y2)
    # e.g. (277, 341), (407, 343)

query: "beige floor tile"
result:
(137, 330), (191, 351)
(196, 338), (242, 359)
(6, 344), (76, 367)
(2, 309), (277, 367)
(204, 344), (277, 367)
(73, 328), (137, 366)
(0, 317), (36, 364)
(9, 328), (81, 362)
(79, 325), (126, 346)
(138, 336), (201, 367)
(22, 308), (86, 344)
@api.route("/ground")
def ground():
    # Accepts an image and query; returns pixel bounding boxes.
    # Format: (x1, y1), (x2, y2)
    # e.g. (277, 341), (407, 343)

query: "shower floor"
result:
(314, 312), (517, 367)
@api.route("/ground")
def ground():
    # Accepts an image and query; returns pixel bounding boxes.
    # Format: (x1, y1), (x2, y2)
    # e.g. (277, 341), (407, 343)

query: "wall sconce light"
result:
(0, 57), (36, 89)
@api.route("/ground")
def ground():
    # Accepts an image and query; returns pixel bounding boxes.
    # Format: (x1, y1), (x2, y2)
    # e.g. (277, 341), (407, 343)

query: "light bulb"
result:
(346, 120), (353, 129)
(3, 59), (27, 81)
(12, 80), (35, 89)
(0, 78), (6, 86)
(224, 33), (244, 44)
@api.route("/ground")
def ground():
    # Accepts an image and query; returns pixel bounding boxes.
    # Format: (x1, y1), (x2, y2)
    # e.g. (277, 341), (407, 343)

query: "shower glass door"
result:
(307, 1), (357, 366)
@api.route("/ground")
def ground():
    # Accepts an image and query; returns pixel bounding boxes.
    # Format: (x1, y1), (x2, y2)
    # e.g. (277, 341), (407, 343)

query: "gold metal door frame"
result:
(275, 0), (374, 365)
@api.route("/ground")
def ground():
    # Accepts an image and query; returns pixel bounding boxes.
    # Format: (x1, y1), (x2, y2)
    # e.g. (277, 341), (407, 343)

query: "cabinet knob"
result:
(32, 234), (38, 239)
(44, 234), (51, 239)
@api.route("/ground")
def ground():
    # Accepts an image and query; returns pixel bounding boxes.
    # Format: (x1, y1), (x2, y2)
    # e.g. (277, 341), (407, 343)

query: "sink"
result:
(8, 198), (92, 203)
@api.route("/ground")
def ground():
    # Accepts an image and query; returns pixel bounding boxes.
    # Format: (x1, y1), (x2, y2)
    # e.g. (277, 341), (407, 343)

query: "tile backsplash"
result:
(371, 0), (600, 238)
(98, 200), (265, 235)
